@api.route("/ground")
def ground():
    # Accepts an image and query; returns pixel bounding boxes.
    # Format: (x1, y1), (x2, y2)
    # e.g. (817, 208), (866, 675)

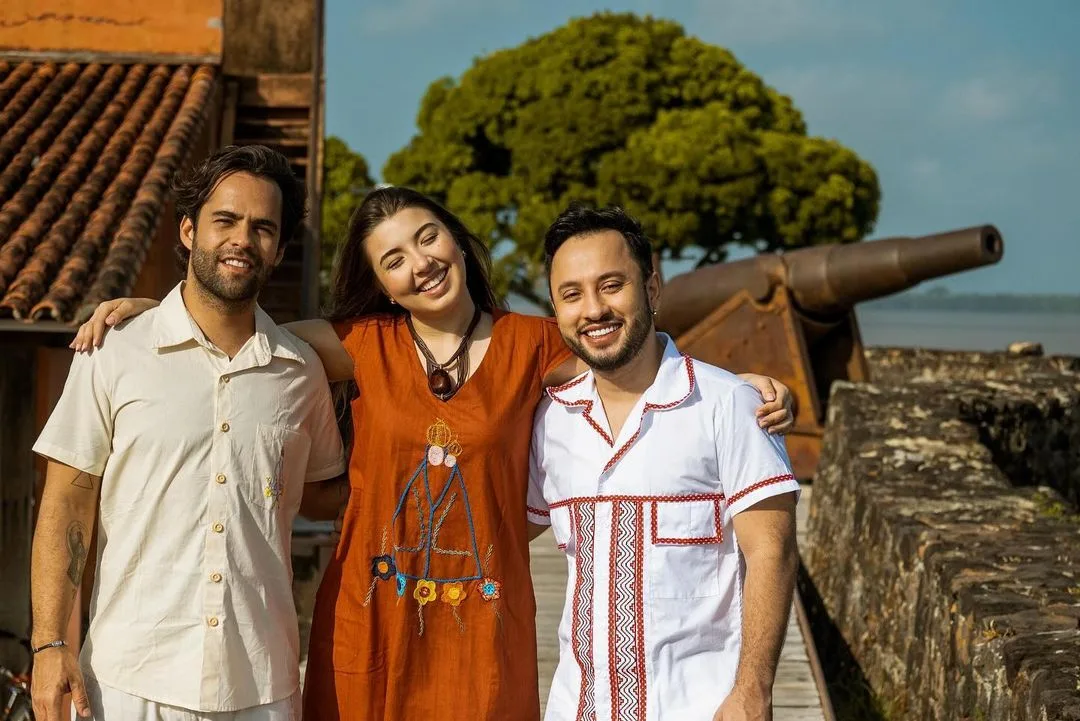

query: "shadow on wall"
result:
(797, 565), (897, 721)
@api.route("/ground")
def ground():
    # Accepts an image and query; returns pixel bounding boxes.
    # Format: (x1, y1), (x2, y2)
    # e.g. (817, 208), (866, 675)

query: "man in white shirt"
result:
(528, 204), (801, 721)
(30, 145), (346, 721)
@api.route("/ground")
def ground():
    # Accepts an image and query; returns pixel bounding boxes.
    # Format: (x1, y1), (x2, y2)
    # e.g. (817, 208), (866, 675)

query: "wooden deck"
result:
(529, 484), (829, 720)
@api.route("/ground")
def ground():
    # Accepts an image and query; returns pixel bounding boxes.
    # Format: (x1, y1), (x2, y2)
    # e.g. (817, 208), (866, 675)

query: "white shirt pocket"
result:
(250, 424), (309, 516)
(649, 497), (724, 599)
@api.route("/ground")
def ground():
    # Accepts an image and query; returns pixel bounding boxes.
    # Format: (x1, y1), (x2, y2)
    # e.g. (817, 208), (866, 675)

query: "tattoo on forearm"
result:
(66, 521), (89, 587)
(70, 472), (94, 490)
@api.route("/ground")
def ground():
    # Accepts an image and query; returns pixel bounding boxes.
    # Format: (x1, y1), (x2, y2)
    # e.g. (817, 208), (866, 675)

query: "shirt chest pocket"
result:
(248, 424), (310, 515)
(649, 498), (725, 599)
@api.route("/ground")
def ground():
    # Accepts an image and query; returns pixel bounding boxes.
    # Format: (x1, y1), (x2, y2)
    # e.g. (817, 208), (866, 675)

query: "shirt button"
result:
(212, 522), (224, 533)
(208, 616), (219, 627)
(220, 422), (230, 432)
(215, 473), (226, 484)
(210, 572), (222, 583)
(222, 376), (230, 384)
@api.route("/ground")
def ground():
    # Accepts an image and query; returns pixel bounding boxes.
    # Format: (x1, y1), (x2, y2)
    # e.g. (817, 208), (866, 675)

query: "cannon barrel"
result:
(655, 225), (1003, 339)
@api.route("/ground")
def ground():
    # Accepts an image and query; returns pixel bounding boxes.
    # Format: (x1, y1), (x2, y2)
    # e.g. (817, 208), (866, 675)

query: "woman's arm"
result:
(71, 300), (356, 383)
(542, 355), (588, 388)
(70, 298), (159, 352)
(282, 319), (353, 382)
(541, 357), (795, 434)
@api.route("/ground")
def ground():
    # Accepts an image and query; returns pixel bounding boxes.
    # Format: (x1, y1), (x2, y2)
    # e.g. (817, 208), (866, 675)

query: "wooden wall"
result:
(222, 0), (314, 76)
(0, 345), (36, 673)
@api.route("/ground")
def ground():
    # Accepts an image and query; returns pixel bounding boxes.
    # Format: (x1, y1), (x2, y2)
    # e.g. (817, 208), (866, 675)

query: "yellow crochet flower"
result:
(413, 579), (437, 606)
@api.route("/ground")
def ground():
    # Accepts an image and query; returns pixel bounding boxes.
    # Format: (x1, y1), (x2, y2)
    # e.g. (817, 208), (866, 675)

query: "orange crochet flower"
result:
(441, 582), (466, 607)
(414, 579), (437, 606)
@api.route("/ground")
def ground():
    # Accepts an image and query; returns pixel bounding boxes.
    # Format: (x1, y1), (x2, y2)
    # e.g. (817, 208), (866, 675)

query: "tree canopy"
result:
(384, 12), (880, 303)
(321, 135), (374, 299)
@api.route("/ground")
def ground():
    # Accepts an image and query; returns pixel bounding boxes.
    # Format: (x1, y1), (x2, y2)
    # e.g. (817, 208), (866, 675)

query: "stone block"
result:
(804, 363), (1080, 720)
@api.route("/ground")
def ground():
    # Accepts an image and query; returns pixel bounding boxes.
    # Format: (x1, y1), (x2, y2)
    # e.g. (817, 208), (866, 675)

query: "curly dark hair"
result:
(172, 144), (307, 268)
(543, 203), (654, 281)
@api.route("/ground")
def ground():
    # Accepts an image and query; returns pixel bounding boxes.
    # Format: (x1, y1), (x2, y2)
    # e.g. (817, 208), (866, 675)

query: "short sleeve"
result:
(331, 317), (373, 362)
(302, 361), (346, 483)
(538, 316), (573, 382)
(717, 383), (801, 518)
(33, 351), (113, 476)
(527, 412), (552, 526)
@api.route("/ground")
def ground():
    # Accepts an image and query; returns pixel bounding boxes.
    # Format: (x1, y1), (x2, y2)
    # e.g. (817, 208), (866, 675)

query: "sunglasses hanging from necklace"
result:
(406, 307), (482, 401)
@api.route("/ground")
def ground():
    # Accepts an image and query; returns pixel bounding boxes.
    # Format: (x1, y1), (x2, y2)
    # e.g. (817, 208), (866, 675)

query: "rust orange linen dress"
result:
(303, 310), (572, 720)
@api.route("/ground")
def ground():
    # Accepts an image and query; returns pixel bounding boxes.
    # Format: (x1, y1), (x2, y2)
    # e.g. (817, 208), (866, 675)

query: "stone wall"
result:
(866, 346), (1080, 385)
(804, 361), (1080, 720)
(865, 347), (1080, 511)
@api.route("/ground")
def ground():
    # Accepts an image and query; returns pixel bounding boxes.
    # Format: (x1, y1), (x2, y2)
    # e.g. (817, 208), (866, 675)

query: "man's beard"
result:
(189, 234), (271, 308)
(563, 300), (653, 373)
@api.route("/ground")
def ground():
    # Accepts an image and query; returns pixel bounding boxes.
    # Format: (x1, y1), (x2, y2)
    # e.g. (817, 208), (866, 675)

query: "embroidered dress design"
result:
(365, 419), (498, 634)
(371, 555), (396, 580)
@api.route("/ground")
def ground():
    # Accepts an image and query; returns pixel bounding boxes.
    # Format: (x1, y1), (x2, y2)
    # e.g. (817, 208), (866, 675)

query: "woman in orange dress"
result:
(74, 187), (793, 720)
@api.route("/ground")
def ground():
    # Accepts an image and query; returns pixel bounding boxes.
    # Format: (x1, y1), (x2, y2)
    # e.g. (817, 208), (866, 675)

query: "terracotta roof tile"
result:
(0, 62), (216, 323)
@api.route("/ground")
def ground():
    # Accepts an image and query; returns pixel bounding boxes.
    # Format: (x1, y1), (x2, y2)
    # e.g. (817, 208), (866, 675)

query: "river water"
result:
(855, 308), (1080, 355)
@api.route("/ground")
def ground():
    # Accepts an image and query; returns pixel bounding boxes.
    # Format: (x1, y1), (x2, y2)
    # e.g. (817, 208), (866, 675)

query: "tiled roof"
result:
(0, 61), (216, 323)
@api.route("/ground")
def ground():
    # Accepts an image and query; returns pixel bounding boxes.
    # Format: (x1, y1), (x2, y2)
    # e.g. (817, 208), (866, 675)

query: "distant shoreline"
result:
(864, 293), (1080, 313)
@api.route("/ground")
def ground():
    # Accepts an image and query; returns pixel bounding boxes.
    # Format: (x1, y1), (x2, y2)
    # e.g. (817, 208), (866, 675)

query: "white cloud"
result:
(766, 64), (920, 135)
(690, 0), (945, 45)
(691, 0), (882, 44)
(910, 157), (942, 181)
(941, 73), (1060, 124)
(357, 0), (518, 35)
(948, 79), (1013, 121)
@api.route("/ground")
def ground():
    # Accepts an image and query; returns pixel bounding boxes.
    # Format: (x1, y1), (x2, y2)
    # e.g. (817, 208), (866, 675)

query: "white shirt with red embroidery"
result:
(528, 335), (800, 721)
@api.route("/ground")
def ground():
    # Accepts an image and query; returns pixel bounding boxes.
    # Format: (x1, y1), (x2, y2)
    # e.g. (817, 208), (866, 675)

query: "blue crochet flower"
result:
(371, 555), (396, 581)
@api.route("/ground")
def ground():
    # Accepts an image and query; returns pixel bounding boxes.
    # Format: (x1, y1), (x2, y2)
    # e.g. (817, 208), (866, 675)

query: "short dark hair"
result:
(173, 145), (307, 268)
(544, 203), (654, 281)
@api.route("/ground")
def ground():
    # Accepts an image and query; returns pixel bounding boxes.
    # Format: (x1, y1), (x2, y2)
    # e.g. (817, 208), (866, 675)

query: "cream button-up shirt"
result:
(528, 336), (800, 721)
(33, 284), (345, 712)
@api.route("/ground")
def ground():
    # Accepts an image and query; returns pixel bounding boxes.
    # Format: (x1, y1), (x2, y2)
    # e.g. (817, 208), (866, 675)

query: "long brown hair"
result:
(325, 187), (503, 445)
(325, 186), (501, 323)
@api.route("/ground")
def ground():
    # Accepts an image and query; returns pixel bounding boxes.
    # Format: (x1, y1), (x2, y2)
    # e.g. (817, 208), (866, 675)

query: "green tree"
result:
(321, 135), (374, 300)
(384, 12), (880, 305)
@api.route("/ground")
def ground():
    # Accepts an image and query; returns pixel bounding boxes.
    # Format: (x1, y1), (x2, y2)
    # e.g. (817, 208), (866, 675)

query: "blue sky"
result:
(323, 0), (1079, 294)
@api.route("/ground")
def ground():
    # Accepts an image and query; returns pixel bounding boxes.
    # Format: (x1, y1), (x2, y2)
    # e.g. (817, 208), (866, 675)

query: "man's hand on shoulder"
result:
(736, 373), (795, 435)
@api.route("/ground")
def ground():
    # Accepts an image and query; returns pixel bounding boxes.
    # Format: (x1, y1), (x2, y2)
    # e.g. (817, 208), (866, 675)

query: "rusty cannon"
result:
(654, 225), (1004, 479)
